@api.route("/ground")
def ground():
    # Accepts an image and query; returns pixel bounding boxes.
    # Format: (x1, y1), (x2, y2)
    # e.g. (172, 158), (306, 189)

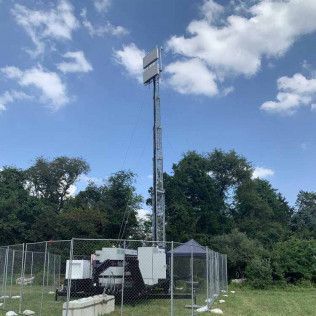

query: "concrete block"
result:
(62, 294), (115, 316)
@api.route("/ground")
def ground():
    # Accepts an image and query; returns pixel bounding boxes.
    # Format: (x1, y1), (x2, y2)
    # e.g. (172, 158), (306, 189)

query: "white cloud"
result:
(136, 208), (150, 221)
(200, 0), (224, 23)
(261, 73), (316, 114)
(0, 90), (32, 112)
(165, 58), (218, 97)
(113, 43), (145, 83)
(57, 51), (93, 74)
(278, 73), (316, 94)
(222, 86), (234, 96)
(93, 0), (111, 13)
(81, 8), (128, 37)
(166, 0), (316, 96)
(1, 66), (69, 110)
(12, 0), (78, 56)
(252, 167), (274, 179)
(67, 184), (77, 197)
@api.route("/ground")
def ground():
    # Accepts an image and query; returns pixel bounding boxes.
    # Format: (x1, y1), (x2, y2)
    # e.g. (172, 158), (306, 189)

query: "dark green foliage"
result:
(0, 160), (142, 244)
(164, 150), (248, 242)
(292, 191), (316, 239)
(245, 257), (273, 289)
(234, 179), (292, 247)
(272, 238), (316, 283)
(26, 156), (90, 212)
(58, 208), (107, 239)
(210, 229), (266, 279)
(0, 167), (28, 244)
(206, 149), (253, 198)
(70, 170), (142, 239)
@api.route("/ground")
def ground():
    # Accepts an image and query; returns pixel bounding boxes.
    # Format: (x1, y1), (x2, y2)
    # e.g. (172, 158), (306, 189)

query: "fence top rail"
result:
(1, 239), (227, 256)
(25, 239), (72, 245)
(71, 237), (180, 244)
(0, 243), (24, 248)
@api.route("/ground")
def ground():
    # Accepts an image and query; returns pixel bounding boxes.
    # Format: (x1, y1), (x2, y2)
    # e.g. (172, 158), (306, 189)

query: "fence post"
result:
(120, 240), (126, 316)
(212, 251), (215, 302)
(30, 251), (34, 278)
(65, 238), (74, 316)
(3, 247), (9, 308)
(18, 244), (26, 313)
(9, 249), (15, 298)
(216, 252), (219, 295)
(221, 254), (223, 292)
(206, 247), (209, 309)
(46, 251), (50, 288)
(219, 254), (221, 292)
(170, 241), (174, 316)
(222, 255), (225, 292)
(58, 255), (61, 289)
(225, 254), (228, 292)
(190, 244), (194, 316)
(40, 242), (48, 316)
(215, 252), (217, 296)
(221, 255), (223, 292)
(53, 254), (56, 291)
(1, 248), (5, 297)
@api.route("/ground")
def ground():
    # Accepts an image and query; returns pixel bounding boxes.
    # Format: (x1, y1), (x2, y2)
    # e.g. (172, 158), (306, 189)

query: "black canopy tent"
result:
(168, 239), (206, 257)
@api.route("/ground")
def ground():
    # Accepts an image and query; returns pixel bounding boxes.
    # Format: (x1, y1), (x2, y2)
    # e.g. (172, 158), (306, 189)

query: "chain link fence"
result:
(0, 239), (227, 315)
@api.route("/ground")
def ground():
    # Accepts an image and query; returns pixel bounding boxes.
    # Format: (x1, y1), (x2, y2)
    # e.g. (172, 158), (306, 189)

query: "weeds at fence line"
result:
(0, 239), (227, 315)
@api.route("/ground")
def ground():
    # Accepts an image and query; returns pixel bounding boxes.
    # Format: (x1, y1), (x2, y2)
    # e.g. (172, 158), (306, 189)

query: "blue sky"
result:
(1, 0), (316, 209)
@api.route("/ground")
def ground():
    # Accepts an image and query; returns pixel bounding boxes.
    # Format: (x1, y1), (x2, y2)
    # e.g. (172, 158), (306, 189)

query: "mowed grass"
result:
(0, 285), (192, 316)
(0, 285), (62, 316)
(210, 286), (316, 316)
(1, 285), (315, 315)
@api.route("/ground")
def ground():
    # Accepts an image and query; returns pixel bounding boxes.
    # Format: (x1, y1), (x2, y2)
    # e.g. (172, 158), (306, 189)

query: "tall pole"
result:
(143, 46), (165, 244)
(153, 74), (165, 243)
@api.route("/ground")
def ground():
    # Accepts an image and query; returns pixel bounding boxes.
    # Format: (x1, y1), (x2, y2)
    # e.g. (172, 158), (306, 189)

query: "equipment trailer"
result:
(56, 246), (193, 302)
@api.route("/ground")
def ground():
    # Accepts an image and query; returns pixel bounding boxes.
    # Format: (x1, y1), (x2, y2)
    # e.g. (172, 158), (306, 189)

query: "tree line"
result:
(0, 150), (315, 287)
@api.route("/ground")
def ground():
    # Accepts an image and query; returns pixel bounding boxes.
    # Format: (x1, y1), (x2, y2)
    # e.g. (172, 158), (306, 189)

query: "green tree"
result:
(207, 149), (253, 199)
(71, 170), (142, 239)
(0, 167), (58, 244)
(0, 167), (27, 244)
(58, 208), (107, 239)
(234, 179), (292, 246)
(164, 151), (226, 242)
(26, 156), (89, 212)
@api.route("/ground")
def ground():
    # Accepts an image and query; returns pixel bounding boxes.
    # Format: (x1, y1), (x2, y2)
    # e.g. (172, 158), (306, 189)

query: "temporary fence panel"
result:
(0, 239), (228, 316)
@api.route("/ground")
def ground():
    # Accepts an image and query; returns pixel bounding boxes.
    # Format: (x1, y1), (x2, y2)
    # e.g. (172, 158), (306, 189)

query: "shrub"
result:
(272, 238), (316, 284)
(245, 257), (273, 289)
(210, 229), (267, 279)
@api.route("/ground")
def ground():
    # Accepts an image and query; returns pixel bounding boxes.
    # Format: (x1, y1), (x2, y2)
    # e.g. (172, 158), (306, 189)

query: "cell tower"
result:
(143, 47), (165, 243)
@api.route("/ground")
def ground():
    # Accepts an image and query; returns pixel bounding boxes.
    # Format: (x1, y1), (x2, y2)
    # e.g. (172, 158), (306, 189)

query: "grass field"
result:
(1, 286), (315, 315)
(210, 286), (316, 316)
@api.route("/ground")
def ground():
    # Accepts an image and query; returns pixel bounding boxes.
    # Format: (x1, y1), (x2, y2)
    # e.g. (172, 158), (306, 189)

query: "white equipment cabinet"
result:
(137, 247), (166, 285)
(66, 260), (91, 279)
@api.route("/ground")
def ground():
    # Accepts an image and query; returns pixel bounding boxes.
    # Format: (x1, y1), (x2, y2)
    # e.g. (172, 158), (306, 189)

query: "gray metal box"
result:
(143, 47), (159, 69)
(143, 61), (159, 84)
